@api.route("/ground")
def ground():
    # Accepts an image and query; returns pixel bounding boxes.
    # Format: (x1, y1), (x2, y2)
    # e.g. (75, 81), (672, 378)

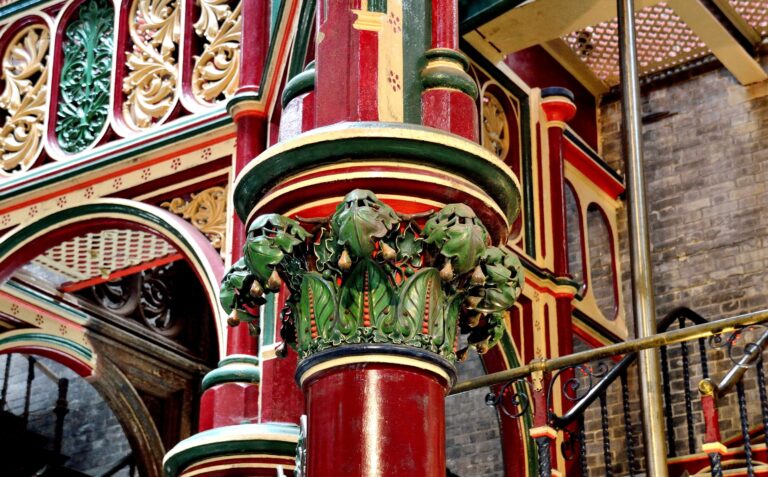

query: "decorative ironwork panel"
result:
(122, 0), (181, 129)
(191, 0), (241, 103)
(0, 24), (49, 175)
(481, 91), (509, 159)
(161, 186), (227, 249)
(55, 0), (114, 153)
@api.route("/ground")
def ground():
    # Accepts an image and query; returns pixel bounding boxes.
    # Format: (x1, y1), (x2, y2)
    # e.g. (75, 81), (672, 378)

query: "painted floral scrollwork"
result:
(481, 91), (509, 159)
(161, 186), (227, 249)
(192, 0), (241, 103)
(0, 25), (49, 175)
(56, 0), (114, 154)
(123, 0), (180, 129)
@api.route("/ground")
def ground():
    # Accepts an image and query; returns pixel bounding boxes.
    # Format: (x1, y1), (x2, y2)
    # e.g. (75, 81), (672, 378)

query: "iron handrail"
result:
(450, 308), (768, 395)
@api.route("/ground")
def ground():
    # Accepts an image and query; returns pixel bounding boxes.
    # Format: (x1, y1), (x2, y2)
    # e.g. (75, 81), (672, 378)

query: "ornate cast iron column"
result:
(220, 190), (524, 476)
(209, 0), (522, 475)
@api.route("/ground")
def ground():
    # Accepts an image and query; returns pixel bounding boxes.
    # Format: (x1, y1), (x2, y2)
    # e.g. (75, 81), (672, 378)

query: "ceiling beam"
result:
(465, 0), (662, 56)
(541, 39), (609, 96)
(667, 0), (767, 85)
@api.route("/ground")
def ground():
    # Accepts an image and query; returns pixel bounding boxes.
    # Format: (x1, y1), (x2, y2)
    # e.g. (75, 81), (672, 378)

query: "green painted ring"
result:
(281, 66), (316, 108)
(234, 122), (521, 228)
(424, 48), (471, 71)
(163, 423), (299, 477)
(421, 65), (479, 99)
(218, 354), (260, 367)
(201, 361), (261, 391)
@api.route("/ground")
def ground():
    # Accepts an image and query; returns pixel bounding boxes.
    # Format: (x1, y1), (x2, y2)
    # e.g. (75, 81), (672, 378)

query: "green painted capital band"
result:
(201, 357), (261, 391)
(281, 62), (316, 108)
(233, 122), (521, 225)
(421, 48), (478, 98)
(163, 423), (299, 477)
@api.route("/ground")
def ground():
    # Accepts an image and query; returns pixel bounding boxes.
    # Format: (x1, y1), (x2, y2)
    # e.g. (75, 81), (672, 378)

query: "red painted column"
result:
(541, 88), (578, 475)
(298, 349), (454, 477)
(421, 0), (478, 140)
(198, 0), (272, 431)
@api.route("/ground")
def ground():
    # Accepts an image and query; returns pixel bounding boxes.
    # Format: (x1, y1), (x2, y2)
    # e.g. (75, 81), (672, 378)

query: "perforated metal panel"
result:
(564, 2), (710, 86)
(33, 229), (178, 282)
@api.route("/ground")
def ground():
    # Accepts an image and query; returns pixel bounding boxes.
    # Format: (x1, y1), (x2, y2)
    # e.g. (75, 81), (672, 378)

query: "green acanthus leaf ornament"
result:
(423, 204), (489, 275)
(331, 189), (399, 257)
(220, 189), (525, 361)
(244, 214), (310, 282)
(219, 258), (264, 316)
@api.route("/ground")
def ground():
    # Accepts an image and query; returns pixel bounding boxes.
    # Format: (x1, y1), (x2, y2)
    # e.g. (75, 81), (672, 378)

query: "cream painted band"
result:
(164, 426), (299, 466)
(248, 166), (508, 228)
(182, 461), (295, 477)
(701, 442), (728, 455)
(0, 330), (95, 368)
(260, 343), (281, 361)
(529, 425), (558, 439)
(132, 168), (229, 201)
(234, 123), (519, 193)
(545, 120), (568, 130)
(352, 10), (384, 31)
(282, 194), (445, 219)
(297, 353), (454, 387)
(424, 59), (466, 71)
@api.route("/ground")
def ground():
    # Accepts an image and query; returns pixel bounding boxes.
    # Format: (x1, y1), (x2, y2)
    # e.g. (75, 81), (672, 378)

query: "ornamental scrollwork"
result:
(481, 91), (509, 159)
(0, 25), (49, 175)
(220, 189), (525, 361)
(123, 0), (180, 129)
(161, 186), (227, 249)
(192, 0), (240, 103)
(56, 0), (114, 153)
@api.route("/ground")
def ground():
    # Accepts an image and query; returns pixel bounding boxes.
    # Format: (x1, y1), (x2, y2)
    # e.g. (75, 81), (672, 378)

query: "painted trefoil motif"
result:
(56, 0), (115, 153)
(0, 25), (49, 175)
(192, 0), (241, 103)
(123, 0), (180, 129)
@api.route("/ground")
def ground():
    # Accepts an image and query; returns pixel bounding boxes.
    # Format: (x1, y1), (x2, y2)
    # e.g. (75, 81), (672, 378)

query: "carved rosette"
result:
(122, 0), (180, 129)
(191, 0), (241, 103)
(0, 25), (49, 175)
(220, 190), (524, 361)
(56, 0), (114, 153)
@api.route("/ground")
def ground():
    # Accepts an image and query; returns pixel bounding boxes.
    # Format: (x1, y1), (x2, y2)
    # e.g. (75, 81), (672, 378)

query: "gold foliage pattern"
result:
(192, 0), (240, 103)
(0, 26), (49, 176)
(123, 0), (180, 129)
(481, 92), (509, 160)
(162, 186), (227, 249)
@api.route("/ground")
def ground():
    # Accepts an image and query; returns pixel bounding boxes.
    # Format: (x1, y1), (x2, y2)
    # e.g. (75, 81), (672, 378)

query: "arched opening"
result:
(0, 199), (226, 476)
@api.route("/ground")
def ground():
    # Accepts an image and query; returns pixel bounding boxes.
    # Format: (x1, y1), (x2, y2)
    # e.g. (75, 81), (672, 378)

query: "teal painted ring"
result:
(281, 67), (316, 108)
(234, 122), (521, 228)
(421, 65), (479, 99)
(163, 423), (299, 477)
(218, 354), (259, 367)
(201, 362), (261, 391)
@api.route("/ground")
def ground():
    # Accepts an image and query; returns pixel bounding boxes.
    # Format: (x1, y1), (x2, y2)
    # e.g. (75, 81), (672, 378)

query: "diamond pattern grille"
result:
(33, 229), (178, 282)
(730, 0), (768, 36)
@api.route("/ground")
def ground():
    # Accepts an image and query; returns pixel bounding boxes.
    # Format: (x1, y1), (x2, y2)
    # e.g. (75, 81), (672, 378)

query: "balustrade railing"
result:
(475, 307), (768, 476)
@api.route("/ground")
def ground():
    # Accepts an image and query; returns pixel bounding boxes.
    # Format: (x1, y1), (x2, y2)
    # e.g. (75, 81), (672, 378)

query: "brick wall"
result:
(445, 352), (505, 476)
(0, 353), (132, 475)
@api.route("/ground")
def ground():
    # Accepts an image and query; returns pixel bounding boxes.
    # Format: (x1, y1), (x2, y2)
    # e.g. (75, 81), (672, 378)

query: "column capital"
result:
(541, 87), (577, 128)
(220, 189), (525, 364)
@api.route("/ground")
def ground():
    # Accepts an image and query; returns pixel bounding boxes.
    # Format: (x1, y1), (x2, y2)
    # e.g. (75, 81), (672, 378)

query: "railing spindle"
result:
(659, 344), (676, 457)
(680, 336), (696, 454)
(737, 381), (754, 477)
(621, 372), (638, 476)
(756, 356), (768, 451)
(599, 393), (613, 477)
(578, 414), (588, 477)
(22, 355), (35, 426)
(699, 337), (710, 379)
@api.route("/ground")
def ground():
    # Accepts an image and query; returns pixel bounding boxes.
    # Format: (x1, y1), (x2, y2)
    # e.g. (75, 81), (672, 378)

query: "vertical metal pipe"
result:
(617, 0), (669, 474)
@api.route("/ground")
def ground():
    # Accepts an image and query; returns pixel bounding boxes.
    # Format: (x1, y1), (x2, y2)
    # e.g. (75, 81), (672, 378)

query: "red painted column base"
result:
(297, 346), (455, 477)
(199, 382), (260, 431)
(422, 89), (478, 141)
